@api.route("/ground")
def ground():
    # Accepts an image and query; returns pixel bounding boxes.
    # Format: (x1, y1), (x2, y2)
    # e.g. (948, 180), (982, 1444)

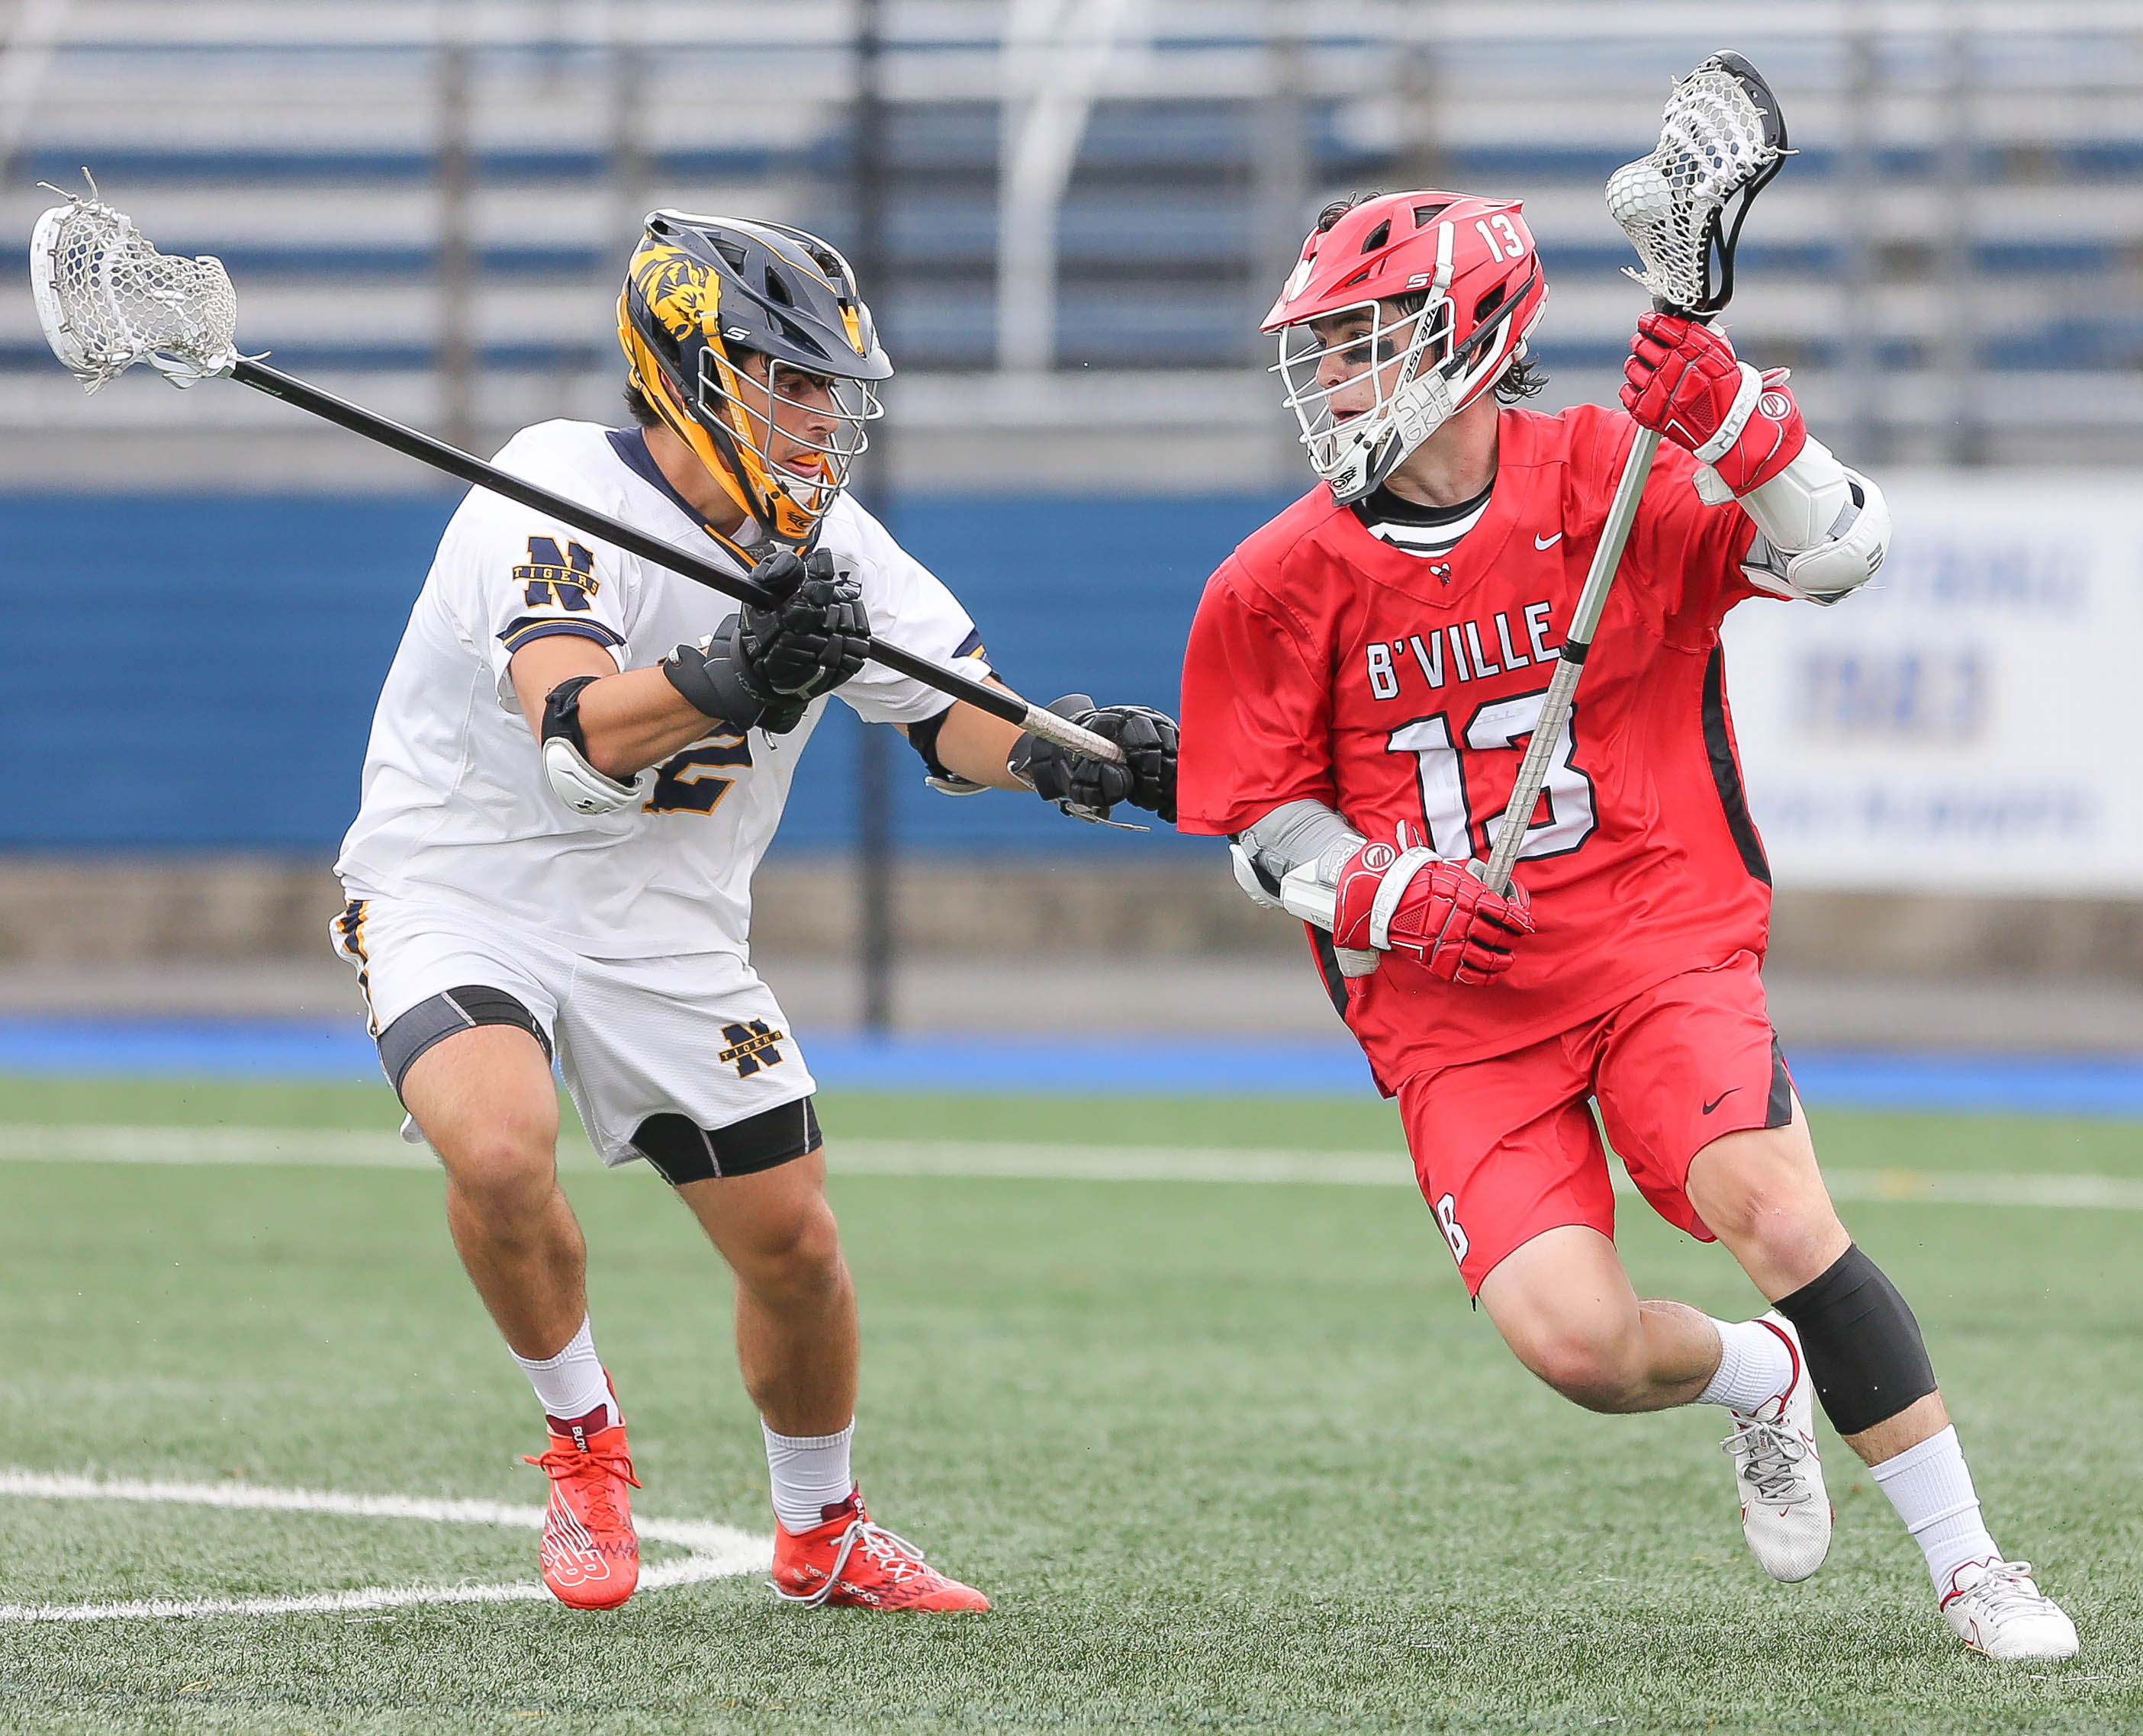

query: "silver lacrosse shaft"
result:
(1473, 47), (1784, 896)
(1475, 427), (1660, 897)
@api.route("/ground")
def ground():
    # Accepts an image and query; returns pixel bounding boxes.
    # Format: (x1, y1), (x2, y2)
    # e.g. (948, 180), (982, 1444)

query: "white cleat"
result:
(1719, 1311), (1831, 1583)
(1942, 1559), (2080, 1661)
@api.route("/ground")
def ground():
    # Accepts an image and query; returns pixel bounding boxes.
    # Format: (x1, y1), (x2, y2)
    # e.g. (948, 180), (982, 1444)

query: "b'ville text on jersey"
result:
(1363, 600), (1560, 699)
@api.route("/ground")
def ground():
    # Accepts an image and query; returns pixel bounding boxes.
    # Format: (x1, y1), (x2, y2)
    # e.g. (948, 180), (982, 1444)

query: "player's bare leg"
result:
(674, 1152), (858, 1437)
(401, 1024), (587, 1358)
(401, 1022), (639, 1609)
(1688, 1111), (2077, 1656)
(1477, 1213), (1827, 1581)
(1684, 1104), (1848, 1312)
(675, 1150), (988, 1611)
(1477, 1225), (1720, 1413)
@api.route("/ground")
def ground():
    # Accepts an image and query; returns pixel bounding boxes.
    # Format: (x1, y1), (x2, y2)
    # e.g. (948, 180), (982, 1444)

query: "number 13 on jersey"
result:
(1387, 686), (1598, 864)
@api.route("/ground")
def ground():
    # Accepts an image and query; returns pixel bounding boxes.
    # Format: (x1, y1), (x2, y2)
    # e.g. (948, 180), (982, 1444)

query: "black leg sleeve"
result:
(1772, 1244), (1939, 1436)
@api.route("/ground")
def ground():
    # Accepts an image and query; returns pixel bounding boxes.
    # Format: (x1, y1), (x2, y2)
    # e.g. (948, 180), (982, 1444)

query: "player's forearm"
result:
(919, 695), (1028, 792)
(568, 666), (719, 778)
(509, 641), (711, 780)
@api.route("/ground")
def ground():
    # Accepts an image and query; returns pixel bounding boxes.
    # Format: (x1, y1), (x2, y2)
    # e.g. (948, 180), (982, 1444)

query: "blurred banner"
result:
(1722, 472), (2143, 895)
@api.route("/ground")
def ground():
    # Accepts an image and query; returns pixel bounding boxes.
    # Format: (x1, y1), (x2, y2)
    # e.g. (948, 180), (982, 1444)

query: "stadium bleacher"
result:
(3, 0), (2141, 491)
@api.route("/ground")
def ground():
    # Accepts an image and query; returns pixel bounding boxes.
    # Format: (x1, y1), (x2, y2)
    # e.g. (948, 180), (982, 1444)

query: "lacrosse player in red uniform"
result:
(1177, 191), (2077, 1660)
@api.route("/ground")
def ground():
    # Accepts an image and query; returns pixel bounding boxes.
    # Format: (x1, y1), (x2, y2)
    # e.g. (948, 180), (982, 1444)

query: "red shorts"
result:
(1396, 951), (1794, 1295)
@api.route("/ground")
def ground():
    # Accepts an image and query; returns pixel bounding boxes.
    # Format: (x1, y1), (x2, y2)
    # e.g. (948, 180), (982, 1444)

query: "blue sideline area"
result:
(0, 489), (1289, 857)
(1, 1017), (2141, 1117)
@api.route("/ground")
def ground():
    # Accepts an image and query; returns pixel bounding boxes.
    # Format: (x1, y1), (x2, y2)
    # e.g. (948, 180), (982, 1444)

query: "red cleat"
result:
(770, 1490), (989, 1612)
(523, 1400), (641, 1610)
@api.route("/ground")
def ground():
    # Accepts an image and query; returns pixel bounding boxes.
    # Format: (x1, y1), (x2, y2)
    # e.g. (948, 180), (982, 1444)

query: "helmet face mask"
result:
(1262, 190), (1549, 504)
(1276, 295), (1456, 504)
(619, 211), (891, 548)
(690, 345), (880, 530)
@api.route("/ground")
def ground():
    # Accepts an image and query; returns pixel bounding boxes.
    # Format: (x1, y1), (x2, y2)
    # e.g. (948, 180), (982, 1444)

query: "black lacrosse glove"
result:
(1011, 694), (1179, 825)
(661, 548), (867, 736)
(738, 548), (871, 704)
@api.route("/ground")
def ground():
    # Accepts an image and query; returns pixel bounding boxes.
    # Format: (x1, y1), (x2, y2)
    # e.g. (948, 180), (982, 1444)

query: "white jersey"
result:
(335, 420), (987, 957)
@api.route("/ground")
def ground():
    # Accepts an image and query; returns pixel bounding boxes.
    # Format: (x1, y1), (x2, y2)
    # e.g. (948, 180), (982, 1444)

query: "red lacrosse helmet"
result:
(1263, 190), (1549, 502)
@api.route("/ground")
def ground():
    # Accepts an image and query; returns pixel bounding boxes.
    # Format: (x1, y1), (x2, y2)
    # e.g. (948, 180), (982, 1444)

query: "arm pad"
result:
(540, 676), (642, 816)
(1703, 435), (1890, 604)
(906, 704), (989, 796)
(1231, 799), (1380, 976)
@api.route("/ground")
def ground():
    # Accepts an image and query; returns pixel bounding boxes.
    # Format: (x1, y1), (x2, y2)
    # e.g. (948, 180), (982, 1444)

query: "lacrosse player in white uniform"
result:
(331, 212), (1176, 1612)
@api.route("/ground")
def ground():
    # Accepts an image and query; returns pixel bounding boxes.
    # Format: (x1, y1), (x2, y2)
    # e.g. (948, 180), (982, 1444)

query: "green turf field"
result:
(0, 1075), (2135, 1734)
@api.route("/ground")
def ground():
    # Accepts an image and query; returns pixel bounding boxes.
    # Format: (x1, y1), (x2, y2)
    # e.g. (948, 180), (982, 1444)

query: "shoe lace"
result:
(1720, 1415), (1813, 1506)
(773, 1517), (933, 1608)
(1956, 1561), (2048, 1613)
(524, 1442), (641, 1533)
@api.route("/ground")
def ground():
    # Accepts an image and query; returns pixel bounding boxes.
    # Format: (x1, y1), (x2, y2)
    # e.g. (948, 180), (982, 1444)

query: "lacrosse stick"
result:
(27, 180), (1124, 768)
(1475, 52), (1787, 895)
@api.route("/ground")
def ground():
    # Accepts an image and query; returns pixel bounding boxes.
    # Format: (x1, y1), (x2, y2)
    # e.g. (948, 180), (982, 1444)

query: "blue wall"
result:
(0, 490), (1295, 856)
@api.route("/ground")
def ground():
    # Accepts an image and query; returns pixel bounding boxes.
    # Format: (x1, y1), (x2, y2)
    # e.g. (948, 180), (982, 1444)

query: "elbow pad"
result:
(541, 675), (643, 816)
(1707, 436), (1890, 604)
(906, 704), (989, 796)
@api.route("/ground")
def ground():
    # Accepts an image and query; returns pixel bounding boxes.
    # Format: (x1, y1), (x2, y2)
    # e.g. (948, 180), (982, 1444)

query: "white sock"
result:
(764, 1420), (856, 1532)
(1870, 1425), (2003, 1595)
(1697, 1316), (1796, 1413)
(510, 1316), (615, 1435)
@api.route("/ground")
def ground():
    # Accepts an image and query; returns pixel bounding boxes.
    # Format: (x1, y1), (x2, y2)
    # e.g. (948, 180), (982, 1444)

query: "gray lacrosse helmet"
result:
(619, 211), (891, 547)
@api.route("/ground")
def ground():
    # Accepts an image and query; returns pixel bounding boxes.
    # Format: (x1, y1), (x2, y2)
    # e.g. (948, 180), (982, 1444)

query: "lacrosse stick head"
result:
(29, 182), (243, 392)
(1605, 51), (1787, 317)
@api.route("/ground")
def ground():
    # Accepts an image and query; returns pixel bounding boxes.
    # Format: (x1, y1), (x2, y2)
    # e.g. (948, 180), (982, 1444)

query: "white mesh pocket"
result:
(31, 186), (241, 391)
(1606, 60), (1784, 312)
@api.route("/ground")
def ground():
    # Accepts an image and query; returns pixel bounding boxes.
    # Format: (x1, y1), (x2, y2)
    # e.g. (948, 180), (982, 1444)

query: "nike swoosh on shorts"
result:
(1702, 1089), (1739, 1114)
(1535, 532), (1563, 549)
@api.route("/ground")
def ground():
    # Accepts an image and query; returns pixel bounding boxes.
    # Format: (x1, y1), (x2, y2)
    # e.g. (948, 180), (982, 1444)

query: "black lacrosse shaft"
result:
(229, 358), (1032, 732)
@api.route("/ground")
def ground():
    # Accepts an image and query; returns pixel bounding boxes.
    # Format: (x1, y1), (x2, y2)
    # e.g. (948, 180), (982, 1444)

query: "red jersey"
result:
(1179, 403), (1775, 1091)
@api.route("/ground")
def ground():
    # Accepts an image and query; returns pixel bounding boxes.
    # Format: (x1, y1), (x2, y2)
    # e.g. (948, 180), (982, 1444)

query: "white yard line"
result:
(0, 1468), (766, 1623)
(0, 1125), (436, 1167)
(2, 1124), (2140, 1210)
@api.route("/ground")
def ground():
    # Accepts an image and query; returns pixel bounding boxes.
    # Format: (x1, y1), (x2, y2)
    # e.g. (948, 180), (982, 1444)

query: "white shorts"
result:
(330, 892), (816, 1169)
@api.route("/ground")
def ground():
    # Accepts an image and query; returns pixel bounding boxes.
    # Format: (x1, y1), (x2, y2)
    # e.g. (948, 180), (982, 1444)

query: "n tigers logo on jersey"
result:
(515, 537), (600, 611)
(718, 1019), (787, 1078)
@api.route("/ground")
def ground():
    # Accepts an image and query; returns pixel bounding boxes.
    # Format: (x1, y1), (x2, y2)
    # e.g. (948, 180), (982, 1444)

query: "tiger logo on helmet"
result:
(636, 249), (722, 339)
(1265, 190), (1549, 503)
(618, 212), (890, 548)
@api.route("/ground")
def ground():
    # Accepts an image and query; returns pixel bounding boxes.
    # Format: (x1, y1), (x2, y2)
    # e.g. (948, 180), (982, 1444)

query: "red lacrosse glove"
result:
(1330, 843), (1535, 986)
(1620, 312), (1805, 495)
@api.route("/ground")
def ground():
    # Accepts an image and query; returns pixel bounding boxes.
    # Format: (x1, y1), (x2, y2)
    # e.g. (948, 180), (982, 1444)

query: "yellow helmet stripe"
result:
(616, 288), (758, 525)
